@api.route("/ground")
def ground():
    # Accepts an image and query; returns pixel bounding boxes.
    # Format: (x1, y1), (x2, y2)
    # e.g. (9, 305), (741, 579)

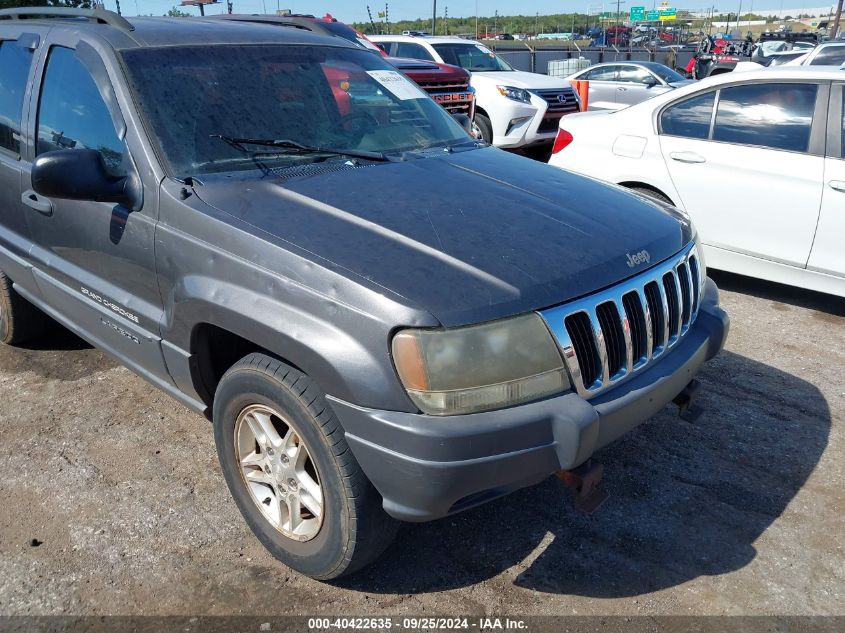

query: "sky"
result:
(103, 1), (837, 23)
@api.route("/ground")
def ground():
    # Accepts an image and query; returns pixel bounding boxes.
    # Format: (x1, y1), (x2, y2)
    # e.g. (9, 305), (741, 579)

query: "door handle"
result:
(828, 180), (845, 193)
(21, 190), (53, 216)
(617, 87), (627, 91)
(669, 151), (706, 164)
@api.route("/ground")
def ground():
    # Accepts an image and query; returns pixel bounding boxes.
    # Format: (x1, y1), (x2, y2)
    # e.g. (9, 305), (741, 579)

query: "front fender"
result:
(161, 274), (420, 413)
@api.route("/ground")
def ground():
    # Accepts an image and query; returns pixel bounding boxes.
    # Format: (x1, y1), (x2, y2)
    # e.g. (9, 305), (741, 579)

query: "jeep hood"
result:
(193, 148), (692, 327)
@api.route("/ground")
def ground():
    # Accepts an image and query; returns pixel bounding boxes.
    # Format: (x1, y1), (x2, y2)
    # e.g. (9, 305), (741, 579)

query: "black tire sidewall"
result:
(0, 273), (11, 343)
(476, 113), (493, 144)
(213, 366), (352, 578)
(631, 187), (672, 205)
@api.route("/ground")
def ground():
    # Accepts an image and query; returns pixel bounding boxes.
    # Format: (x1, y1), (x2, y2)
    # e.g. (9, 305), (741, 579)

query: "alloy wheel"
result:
(235, 404), (324, 542)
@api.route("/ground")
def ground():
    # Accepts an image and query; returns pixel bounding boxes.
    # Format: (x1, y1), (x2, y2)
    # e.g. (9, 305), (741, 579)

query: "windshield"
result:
(431, 43), (514, 71)
(649, 65), (686, 84)
(320, 21), (384, 54)
(120, 45), (470, 177)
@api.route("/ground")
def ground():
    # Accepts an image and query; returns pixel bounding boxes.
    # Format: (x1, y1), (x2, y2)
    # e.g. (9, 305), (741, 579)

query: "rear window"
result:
(584, 66), (619, 81)
(713, 83), (817, 153)
(0, 40), (34, 154)
(394, 42), (434, 61)
(660, 91), (716, 139)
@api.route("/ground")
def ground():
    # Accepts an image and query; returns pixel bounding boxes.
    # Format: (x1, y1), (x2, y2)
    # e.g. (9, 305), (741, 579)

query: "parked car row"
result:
(370, 34), (581, 147)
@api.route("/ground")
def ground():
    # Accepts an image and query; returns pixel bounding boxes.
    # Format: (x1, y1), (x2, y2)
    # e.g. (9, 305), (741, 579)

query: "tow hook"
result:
(556, 459), (609, 515)
(673, 379), (703, 423)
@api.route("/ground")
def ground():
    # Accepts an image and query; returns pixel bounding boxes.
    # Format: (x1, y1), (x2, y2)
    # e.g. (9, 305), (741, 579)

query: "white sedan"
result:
(548, 66), (845, 297)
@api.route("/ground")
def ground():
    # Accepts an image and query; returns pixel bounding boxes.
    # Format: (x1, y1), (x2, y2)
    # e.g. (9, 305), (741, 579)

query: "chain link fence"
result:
(491, 45), (695, 77)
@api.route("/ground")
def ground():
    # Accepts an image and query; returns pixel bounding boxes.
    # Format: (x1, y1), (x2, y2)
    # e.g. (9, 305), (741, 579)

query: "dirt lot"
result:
(0, 272), (842, 618)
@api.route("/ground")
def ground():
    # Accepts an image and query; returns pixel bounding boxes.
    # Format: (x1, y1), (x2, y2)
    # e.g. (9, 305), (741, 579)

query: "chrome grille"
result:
(534, 88), (580, 114)
(416, 79), (475, 115)
(540, 243), (704, 398)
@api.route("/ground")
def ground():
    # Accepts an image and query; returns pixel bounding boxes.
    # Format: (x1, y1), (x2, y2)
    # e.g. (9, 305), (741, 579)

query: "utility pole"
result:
(833, 0), (844, 38)
(432, 0), (436, 35)
(115, 0), (121, 15)
(475, 0), (478, 39)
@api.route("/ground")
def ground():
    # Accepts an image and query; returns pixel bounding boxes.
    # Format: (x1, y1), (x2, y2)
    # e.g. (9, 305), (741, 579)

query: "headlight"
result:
(497, 85), (532, 103)
(392, 313), (570, 416)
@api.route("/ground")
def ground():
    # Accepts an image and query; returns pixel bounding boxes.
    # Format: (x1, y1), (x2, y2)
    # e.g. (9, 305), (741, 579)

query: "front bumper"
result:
(491, 92), (559, 149)
(329, 279), (728, 522)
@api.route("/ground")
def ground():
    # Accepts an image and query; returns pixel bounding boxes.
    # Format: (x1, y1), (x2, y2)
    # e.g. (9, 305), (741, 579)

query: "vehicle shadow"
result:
(19, 323), (94, 352)
(338, 350), (830, 596)
(710, 270), (845, 317)
(0, 324), (114, 382)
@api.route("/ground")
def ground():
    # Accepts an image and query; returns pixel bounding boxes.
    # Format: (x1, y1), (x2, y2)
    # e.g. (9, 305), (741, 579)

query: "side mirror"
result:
(31, 149), (142, 211)
(644, 76), (660, 88)
(452, 113), (474, 137)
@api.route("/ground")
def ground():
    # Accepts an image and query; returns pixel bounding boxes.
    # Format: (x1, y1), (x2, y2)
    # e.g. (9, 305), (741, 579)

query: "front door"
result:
(614, 64), (653, 107)
(0, 28), (46, 290)
(23, 34), (169, 379)
(659, 81), (826, 267)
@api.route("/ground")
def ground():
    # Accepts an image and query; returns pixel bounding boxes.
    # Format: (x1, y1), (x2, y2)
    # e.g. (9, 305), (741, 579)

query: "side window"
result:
(36, 46), (125, 175)
(394, 42), (434, 62)
(660, 91), (716, 139)
(809, 45), (845, 66)
(617, 66), (653, 84)
(585, 66), (619, 81)
(713, 83), (817, 153)
(0, 40), (34, 155)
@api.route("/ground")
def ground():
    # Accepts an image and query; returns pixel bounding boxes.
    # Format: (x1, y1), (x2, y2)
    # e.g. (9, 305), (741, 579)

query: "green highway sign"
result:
(630, 6), (645, 21)
(600, 11), (612, 18)
(659, 7), (677, 19)
(646, 10), (660, 20)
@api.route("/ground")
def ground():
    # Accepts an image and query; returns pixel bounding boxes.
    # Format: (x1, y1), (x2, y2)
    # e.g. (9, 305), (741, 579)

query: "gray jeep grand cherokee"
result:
(0, 8), (728, 579)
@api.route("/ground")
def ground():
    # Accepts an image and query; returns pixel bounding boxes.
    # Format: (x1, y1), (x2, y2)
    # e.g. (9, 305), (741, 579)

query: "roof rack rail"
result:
(0, 7), (134, 31)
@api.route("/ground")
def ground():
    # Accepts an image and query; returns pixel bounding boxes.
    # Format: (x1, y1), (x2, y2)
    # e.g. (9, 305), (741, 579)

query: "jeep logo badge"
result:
(626, 250), (651, 268)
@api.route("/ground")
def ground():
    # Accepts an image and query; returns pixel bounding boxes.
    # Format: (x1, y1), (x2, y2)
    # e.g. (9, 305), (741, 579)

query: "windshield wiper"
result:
(211, 135), (390, 162)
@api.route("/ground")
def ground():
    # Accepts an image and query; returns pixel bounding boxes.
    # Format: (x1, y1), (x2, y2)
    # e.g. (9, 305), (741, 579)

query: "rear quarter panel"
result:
(548, 108), (684, 208)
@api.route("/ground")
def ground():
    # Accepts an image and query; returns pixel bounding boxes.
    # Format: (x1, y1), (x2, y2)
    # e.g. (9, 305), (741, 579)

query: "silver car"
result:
(568, 61), (694, 111)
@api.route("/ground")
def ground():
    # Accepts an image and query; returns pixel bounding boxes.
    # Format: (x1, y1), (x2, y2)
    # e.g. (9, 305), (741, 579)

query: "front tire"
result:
(213, 353), (397, 579)
(0, 270), (50, 345)
(628, 186), (673, 205)
(475, 113), (493, 144)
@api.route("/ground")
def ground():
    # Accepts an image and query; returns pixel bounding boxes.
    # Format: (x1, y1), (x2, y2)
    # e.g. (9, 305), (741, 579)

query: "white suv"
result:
(371, 35), (580, 148)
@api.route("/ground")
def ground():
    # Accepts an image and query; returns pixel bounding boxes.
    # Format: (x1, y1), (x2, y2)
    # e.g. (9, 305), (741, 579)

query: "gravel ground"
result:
(0, 271), (842, 618)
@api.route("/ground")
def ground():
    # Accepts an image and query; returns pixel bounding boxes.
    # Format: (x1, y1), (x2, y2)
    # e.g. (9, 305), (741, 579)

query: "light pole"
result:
(833, 0), (844, 38)
(432, 1), (436, 35)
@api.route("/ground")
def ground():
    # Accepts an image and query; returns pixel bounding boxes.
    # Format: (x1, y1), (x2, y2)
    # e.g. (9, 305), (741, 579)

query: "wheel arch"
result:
(161, 277), (416, 416)
(618, 181), (676, 206)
